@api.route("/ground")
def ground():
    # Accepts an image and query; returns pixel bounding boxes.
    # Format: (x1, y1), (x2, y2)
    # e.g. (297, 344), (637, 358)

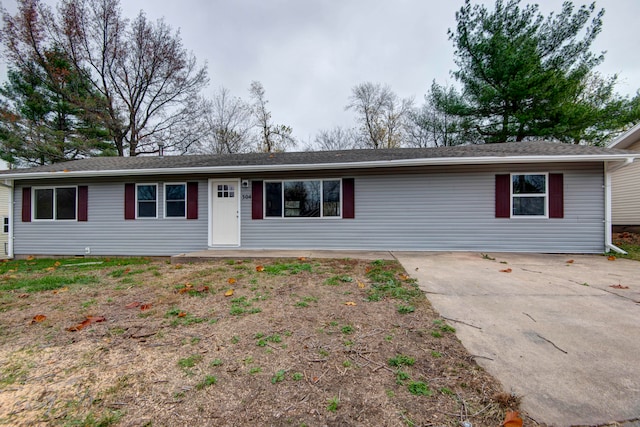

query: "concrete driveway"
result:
(394, 252), (640, 427)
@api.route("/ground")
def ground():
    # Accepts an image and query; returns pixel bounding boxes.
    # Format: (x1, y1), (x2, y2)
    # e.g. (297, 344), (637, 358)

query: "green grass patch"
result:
(395, 370), (410, 385)
(63, 410), (122, 427)
(365, 261), (421, 302)
(0, 274), (98, 293)
(397, 305), (415, 314)
(388, 354), (415, 367)
(611, 243), (640, 262)
(165, 308), (207, 326)
(195, 375), (217, 390)
(271, 369), (286, 384)
(256, 334), (282, 347)
(326, 396), (339, 412)
(178, 354), (202, 369)
(433, 319), (456, 333)
(229, 296), (262, 316)
(407, 381), (432, 396)
(0, 257), (150, 275)
(263, 261), (313, 275)
(324, 275), (353, 285)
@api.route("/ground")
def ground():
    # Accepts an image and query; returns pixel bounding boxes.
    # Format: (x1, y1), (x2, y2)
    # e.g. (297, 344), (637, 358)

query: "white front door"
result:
(210, 180), (240, 246)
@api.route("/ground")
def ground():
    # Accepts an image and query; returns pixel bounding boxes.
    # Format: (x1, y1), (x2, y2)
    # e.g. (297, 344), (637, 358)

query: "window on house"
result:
(137, 184), (157, 218)
(2, 217), (8, 234)
(165, 184), (186, 218)
(265, 179), (341, 218)
(512, 174), (547, 217)
(34, 187), (77, 220)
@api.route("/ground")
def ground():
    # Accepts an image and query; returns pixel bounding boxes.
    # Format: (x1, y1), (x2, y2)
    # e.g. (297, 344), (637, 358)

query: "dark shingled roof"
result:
(1, 141), (636, 177)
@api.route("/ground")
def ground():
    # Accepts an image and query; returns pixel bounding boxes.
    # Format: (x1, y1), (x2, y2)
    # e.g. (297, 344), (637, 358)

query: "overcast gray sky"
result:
(3, 0), (640, 146)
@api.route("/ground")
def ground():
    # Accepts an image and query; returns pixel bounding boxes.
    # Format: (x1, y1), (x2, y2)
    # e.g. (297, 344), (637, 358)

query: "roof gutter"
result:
(2, 153), (639, 181)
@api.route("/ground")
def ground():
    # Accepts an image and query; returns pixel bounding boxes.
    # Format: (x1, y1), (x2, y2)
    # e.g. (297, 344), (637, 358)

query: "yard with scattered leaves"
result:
(0, 256), (520, 426)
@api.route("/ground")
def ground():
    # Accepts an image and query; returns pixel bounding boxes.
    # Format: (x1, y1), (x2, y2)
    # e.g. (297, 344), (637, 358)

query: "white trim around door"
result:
(208, 179), (241, 247)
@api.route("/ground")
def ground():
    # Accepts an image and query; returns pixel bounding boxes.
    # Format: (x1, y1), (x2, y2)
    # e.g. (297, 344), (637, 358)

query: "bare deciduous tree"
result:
(346, 82), (413, 149)
(249, 81), (295, 152)
(194, 86), (253, 154)
(313, 126), (358, 151)
(1, 0), (209, 156)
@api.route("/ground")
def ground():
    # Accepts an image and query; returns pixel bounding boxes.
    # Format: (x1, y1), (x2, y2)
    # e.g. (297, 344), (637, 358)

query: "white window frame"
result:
(264, 178), (342, 219)
(135, 183), (158, 219)
(164, 182), (187, 219)
(32, 186), (78, 222)
(510, 172), (549, 219)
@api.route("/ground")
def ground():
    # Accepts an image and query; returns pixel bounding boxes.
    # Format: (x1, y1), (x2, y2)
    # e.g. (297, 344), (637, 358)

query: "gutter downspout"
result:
(604, 158), (634, 254)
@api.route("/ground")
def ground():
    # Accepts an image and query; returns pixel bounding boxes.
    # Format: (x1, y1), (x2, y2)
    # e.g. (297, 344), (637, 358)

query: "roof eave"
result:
(3, 153), (638, 180)
(609, 122), (640, 149)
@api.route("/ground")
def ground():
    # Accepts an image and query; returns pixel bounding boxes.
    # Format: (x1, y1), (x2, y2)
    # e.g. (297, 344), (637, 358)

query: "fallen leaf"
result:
(125, 301), (141, 309)
(312, 376), (319, 383)
(45, 267), (56, 272)
(31, 314), (47, 323)
(610, 284), (629, 289)
(500, 268), (512, 273)
(18, 293), (29, 298)
(608, 255), (616, 261)
(565, 259), (574, 264)
(195, 286), (209, 293)
(140, 304), (152, 310)
(298, 257), (306, 261)
(174, 264), (183, 269)
(357, 281), (365, 289)
(54, 261), (61, 267)
(177, 312), (187, 318)
(52, 287), (69, 294)
(26, 255), (34, 261)
(256, 265), (264, 272)
(224, 289), (234, 297)
(399, 274), (409, 280)
(344, 301), (357, 306)
(227, 277), (236, 285)
(66, 315), (106, 332)
(502, 411), (523, 427)
(123, 268), (131, 274)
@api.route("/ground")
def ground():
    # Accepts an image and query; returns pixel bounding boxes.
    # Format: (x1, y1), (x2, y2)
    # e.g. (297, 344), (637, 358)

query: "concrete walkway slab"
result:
(172, 249), (395, 263)
(394, 252), (640, 426)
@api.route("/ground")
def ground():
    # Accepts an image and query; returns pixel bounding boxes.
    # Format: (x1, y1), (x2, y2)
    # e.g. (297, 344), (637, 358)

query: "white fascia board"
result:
(3, 153), (639, 181)
(609, 122), (640, 149)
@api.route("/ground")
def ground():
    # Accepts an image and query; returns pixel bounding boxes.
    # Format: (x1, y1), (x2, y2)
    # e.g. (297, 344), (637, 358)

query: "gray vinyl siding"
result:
(14, 177), (209, 256)
(12, 162), (605, 255)
(240, 163), (605, 253)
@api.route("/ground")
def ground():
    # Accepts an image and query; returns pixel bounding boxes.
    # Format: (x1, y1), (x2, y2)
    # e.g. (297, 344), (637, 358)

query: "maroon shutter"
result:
(77, 186), (88, 221)
(124, 183), (135, 220)
(342, 178), (355, 219)
(549, 173), (564, 218)
(252, 180), (263, 220)
(495, 174), (510, 218)
(22, 187), (31, 222)
(187, 182), (198, 219)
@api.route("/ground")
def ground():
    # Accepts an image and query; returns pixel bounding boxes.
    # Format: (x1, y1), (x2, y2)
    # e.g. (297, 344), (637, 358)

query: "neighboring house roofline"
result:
(609, 122), (640, 149)
(1, 141), (638, 181)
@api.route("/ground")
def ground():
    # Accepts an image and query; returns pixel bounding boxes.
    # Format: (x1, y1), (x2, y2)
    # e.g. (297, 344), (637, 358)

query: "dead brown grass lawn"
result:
(0, 257), (520, 426)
